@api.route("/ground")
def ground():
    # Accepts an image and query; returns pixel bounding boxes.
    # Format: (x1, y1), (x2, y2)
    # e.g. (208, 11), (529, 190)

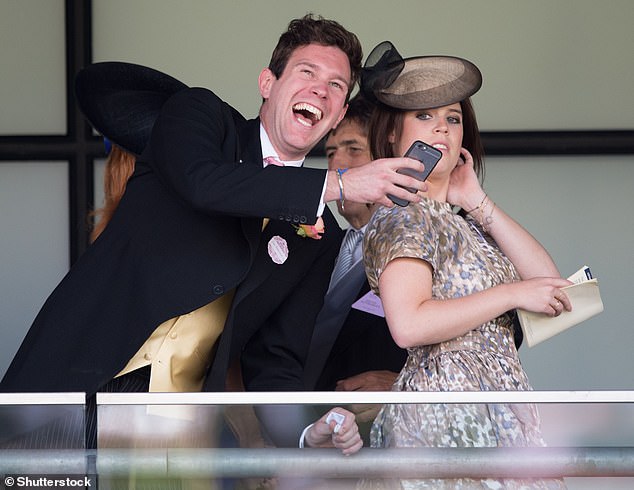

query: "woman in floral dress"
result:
(358, 42), (571, 489)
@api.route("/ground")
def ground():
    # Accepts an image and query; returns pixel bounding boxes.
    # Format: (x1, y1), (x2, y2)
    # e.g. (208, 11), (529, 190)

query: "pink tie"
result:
(264, 156), (285, 167)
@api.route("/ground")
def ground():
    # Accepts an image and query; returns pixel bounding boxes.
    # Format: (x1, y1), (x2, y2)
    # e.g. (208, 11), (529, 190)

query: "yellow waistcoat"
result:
(116, 289), (235, 392)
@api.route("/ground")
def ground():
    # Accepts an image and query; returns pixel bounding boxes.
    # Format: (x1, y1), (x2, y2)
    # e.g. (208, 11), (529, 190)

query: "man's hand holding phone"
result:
(325, 153), (429, 207)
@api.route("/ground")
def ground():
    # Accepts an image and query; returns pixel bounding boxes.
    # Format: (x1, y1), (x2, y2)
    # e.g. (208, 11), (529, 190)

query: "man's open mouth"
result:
(293, 103), (323, 127)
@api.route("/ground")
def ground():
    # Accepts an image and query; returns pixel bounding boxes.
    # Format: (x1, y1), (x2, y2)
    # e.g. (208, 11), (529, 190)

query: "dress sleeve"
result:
(363, 202), (438, 294)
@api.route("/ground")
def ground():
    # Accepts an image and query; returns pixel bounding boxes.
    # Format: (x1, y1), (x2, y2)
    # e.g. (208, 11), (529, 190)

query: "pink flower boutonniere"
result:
(293, 217), (325, 240)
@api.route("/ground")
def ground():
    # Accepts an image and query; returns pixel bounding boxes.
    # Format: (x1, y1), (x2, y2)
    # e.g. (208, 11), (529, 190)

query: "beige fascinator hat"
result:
(361, 41), (482, 109)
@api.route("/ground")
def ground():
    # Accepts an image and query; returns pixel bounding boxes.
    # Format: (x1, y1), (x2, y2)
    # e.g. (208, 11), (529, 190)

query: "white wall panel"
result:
(92, 0), (634, 131)
(0, 162), (69, 377)
(0, 0), (66, 134)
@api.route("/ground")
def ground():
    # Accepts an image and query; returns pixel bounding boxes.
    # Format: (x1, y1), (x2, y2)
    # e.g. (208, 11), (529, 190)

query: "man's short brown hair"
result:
(268, 14), (363, 101)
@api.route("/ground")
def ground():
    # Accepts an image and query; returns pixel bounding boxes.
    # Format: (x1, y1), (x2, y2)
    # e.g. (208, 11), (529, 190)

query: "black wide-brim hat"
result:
(361, 41), (482, 110)
(74, 61), (188, 156)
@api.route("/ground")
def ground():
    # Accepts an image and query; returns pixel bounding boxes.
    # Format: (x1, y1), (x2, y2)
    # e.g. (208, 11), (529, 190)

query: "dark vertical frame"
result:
(66, 0), (95, 262)
(0, 0), (633, 264)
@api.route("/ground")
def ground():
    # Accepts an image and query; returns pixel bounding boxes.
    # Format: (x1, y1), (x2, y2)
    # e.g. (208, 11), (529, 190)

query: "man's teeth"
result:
(432, 144), (447, 150)
(293, 103), (323, 122)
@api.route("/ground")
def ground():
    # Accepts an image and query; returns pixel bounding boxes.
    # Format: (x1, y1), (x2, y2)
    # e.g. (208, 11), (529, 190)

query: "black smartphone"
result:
(388, 140), (442, 206)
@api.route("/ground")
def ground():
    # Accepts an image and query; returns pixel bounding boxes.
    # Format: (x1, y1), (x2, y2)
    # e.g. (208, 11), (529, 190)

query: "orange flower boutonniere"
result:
(294, 217), (325, 240)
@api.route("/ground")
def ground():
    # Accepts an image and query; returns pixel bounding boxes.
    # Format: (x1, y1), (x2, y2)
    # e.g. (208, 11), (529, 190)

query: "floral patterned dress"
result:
(359, 197), (566, 489)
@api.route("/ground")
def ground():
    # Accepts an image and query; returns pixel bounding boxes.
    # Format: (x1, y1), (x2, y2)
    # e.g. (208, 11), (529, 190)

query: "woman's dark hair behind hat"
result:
(74, 62), (187, 156)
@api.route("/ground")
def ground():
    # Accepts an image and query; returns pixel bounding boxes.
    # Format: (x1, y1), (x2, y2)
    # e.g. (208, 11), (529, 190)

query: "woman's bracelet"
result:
(466, 193), (488, 214)
(481, 199), (495, 232)
(466, 194), (495, 232)
(336, 168), (348, 211)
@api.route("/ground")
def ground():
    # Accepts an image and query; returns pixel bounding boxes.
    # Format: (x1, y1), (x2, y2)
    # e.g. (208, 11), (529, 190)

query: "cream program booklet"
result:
(518, 266), (604, 347)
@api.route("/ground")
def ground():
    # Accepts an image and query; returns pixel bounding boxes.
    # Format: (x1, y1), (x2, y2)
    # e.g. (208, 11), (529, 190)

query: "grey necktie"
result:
(304, 229), (367, 389)
(329, 229), (363, 289)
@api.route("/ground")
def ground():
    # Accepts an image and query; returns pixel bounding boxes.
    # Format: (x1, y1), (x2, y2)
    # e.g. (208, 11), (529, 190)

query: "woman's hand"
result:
(507, 277), (573, 317)
(305, 408), (363, 455)
(447, 148), (483, 210)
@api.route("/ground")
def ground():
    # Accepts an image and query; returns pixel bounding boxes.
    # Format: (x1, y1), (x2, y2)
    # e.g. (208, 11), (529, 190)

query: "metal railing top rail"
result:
(95, 390), (634, 406)
(0, 393), (85, 405)
(1, 391), (631, 407)
(1, 447), (634, 478)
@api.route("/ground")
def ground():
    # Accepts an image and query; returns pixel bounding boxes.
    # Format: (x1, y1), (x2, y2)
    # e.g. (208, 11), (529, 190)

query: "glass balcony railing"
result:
(1, 391), (633, 489)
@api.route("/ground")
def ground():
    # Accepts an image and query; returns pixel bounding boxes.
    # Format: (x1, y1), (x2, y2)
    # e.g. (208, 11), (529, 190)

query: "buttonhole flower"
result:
(293, 217), (325, 240)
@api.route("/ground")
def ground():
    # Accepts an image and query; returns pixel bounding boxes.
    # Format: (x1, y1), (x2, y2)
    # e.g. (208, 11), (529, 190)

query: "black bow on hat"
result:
(74, 61), (188, 156)
(361, 41), (482, 110)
